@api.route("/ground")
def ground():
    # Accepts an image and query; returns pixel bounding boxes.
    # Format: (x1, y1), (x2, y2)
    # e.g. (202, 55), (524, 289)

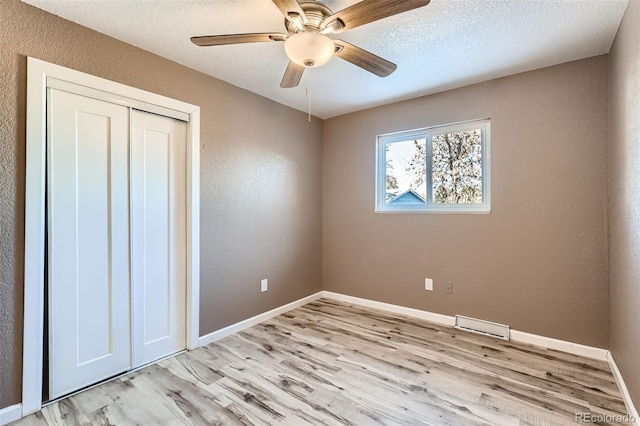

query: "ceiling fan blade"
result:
(280, 61), (305, 88)
(334, 40), (397, 77)
(271, 0), (308, 25)
(323, 0), (430, 33)
(191, 33), (287, 47)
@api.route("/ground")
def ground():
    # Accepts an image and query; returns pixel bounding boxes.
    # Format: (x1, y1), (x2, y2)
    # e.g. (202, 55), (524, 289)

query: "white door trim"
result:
(23, 57), (201, 416)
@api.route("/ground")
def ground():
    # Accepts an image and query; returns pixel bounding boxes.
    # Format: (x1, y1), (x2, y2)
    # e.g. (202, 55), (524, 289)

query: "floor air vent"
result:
(454, 315), (510, 340)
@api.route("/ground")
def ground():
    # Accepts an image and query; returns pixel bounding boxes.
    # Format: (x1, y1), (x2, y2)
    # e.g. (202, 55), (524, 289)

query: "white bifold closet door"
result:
(47, 89), (131, 399)
(47, 89), (186, 400)
(130, 109), (186, 367)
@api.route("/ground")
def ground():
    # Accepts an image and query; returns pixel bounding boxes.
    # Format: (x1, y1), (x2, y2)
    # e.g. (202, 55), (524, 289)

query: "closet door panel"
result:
(131, 110), (186, 366)
(48, 89), (131, 399)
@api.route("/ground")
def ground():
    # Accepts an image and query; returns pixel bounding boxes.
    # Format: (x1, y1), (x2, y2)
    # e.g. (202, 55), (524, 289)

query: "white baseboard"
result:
(322, 291), (455, 326)
(608, 352), (639, 425)
(0, 403), (22, 425)
(198, 291), (324, 346)
(322, 291), (608, 361)
(510, 330), (609, 361)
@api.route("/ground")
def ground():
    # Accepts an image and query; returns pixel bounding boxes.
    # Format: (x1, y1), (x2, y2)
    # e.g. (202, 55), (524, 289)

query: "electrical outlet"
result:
(261, 278), (268, 292)
(445, 281), (453, 294)
(424, 278), (433, 291)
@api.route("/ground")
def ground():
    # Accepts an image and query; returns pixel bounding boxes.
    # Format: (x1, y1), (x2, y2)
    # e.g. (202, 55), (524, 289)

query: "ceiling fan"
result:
(191, 0), (431, 88)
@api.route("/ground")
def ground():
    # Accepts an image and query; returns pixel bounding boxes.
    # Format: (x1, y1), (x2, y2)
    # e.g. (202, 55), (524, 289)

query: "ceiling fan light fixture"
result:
(284, 32), (334, 68)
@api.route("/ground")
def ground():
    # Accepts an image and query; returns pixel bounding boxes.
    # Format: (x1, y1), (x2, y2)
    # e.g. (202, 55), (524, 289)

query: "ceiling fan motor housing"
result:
(285, 1), (335, 34)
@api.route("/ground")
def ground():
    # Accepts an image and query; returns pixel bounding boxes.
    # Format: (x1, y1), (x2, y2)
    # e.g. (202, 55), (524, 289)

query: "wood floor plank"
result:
(7, 413), (48, 426)
(12, 298), (633, 425)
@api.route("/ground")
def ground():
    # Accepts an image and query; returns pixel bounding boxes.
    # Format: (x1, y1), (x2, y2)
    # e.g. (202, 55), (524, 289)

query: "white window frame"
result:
(22, 57), (201, 416)
(375, 118), (491, 214)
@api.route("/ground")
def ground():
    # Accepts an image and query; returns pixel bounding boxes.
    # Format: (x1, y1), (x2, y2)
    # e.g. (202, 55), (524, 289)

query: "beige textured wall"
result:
(323, 56), (610, 348)
(609, 0), (640, 410)
(0, 0), (323, 408)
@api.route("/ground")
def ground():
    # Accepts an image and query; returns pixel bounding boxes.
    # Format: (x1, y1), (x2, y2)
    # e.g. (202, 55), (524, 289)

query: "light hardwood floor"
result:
(12, 298), (633, 425)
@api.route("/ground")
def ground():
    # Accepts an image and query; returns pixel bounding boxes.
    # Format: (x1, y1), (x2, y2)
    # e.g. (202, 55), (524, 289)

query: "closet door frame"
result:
(23, 57), (201, 416)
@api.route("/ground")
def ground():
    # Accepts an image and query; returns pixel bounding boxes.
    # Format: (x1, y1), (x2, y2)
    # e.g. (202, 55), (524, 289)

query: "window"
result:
(376, 119), (490, 213)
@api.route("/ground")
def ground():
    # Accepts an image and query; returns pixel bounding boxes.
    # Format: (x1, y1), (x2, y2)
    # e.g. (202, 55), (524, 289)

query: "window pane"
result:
(385, 138), (427, 205)
(432, 129), (482, 204)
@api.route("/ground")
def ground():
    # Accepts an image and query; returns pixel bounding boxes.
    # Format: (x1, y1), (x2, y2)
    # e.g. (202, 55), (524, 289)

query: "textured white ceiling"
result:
(22, 0), (628, 118)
